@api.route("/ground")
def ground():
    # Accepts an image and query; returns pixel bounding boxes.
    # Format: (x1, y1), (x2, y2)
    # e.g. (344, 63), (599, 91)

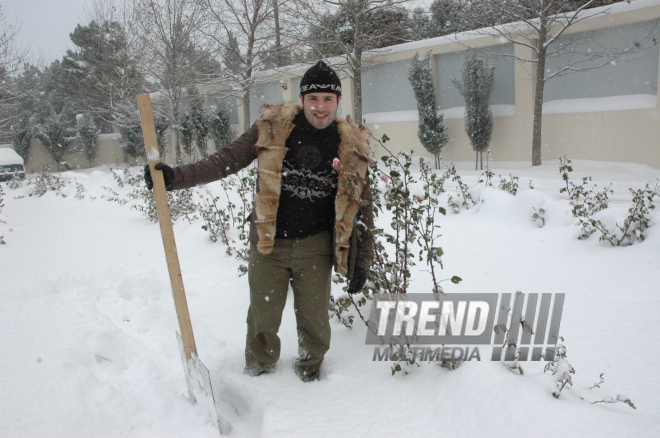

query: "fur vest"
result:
(252, 103), (372, 276)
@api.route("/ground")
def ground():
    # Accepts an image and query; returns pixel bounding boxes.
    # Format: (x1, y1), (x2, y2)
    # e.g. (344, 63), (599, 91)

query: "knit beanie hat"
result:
(300, 61), (342, 97)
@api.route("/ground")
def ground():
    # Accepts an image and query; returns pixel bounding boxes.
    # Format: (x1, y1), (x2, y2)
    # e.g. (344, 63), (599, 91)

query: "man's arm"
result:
(169, 124), (260, 190)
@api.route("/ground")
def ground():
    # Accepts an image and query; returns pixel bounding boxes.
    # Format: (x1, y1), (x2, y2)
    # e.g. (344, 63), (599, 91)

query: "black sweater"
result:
(275, 111), (341, 239)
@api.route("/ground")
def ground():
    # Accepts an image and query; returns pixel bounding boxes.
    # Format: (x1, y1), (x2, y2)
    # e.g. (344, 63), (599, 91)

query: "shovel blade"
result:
(177, 332), (227, 434)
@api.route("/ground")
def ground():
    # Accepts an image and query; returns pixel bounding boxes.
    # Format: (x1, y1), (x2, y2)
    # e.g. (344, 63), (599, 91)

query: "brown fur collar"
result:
(252, 102), (371, 275)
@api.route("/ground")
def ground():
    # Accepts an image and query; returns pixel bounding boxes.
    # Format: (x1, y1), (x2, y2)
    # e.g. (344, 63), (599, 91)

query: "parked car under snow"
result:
(0, 148), (26, 182)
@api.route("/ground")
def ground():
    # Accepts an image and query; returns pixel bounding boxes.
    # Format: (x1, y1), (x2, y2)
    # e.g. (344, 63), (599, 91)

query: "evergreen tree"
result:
(177, 111), (195, 159)
(452, 50), (494, 170)
(207, 105), (231, 151)
(6, 64), (41, 161)
(408, 52), (448, 169)
(58, 20), (145, 131)
(117, 122), (144, 161)
(76, 114), (101, 165)
(113, 103), (168, 162)
(10, 116), (32, 164)
(188, 88), (209, 157)
(30, 105), (78, 171)
(428, 0), (465, 37)
(408, 7), (433, 41)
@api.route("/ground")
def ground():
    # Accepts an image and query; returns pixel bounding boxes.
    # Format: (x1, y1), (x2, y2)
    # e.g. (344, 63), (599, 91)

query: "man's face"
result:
(300, 92), (341, 130)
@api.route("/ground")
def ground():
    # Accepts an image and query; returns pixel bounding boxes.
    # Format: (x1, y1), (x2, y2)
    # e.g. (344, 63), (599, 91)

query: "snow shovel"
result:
(137, 94), (224, 434)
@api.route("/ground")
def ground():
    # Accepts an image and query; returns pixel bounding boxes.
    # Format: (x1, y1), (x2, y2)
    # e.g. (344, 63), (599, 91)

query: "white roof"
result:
(0, 148), (24, 166)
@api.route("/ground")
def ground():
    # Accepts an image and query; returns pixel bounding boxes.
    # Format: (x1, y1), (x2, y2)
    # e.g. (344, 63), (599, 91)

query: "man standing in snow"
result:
(144, 61), (374, 382)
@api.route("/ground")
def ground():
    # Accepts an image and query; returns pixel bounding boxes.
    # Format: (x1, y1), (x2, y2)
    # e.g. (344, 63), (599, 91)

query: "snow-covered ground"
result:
(1, 159), (659, 437)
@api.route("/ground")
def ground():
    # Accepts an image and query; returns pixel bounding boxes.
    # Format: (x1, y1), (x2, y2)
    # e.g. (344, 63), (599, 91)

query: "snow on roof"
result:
(0, 148), (24, 166)
(364, 0), (660, 59)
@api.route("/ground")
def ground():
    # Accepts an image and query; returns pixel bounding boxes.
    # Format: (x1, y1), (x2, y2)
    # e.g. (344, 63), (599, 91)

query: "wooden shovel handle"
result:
(137, 94), (197, 361)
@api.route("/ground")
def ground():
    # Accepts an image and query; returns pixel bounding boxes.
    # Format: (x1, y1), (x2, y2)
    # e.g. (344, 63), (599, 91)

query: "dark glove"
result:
(144, 162), (174, 190)
(347, 267), (367, 295)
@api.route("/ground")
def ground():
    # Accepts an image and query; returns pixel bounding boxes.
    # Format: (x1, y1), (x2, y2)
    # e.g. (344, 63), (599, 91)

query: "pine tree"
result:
(30, 105), (78, 171)
(207, 106), (231, 151)
(452, 50), (495, 170)
(76, 114), (100, 165)
(408, 52), (448, 169)
(408, 7), (433, 41)
(11, 116), (32, 164)
(177, 111), (195, 159)
(114, 103), (169, 162)
(188, 88), (209, 157)
(58, 20), (145, 131)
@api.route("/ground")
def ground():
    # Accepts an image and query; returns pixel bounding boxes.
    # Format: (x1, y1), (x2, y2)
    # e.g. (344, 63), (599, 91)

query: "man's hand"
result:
(347, 267), (367, 295)
(144, 162), (174, 190)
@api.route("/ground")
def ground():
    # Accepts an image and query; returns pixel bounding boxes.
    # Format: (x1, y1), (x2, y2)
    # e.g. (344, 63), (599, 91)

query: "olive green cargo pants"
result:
(244, 230), (333, 381)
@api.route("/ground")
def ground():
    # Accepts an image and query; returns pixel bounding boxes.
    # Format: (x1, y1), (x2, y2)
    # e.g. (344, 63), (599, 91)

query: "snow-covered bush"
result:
(533, 207), (546, 228)
(559, 156), (658, 245)
(544, 338), (575, 398)
(594, 184), (659, 246)
(28, 168), (70, 197)
(330, 132), (462, 373)
(443, 163), (475, 212)
(367, 143), (461, 297)
(498, 174), (519, 195)
(198, 167), (255, 274)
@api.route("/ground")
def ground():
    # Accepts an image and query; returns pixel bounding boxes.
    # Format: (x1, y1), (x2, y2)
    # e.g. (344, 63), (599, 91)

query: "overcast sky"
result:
(4, 0), (91, 64)
(3, 0), (435, 66)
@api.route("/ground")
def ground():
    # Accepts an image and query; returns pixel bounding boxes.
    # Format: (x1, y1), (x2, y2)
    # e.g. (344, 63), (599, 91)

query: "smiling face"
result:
(300, 92), (341, 130)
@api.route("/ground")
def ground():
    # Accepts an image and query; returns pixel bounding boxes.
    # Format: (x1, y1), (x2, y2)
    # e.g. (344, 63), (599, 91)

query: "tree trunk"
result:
(241, 87), (251, 133)
(475, 151), (478, 170)
(171, 100), (182, 164)
(273, 0), (283, 67)
(532, 35), (547, 167)
(353, 56), (363, 124)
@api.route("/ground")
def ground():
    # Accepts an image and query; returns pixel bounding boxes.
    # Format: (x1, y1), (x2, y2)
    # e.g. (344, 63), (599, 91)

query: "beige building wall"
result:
(362, 2), (660, 168)
(25, 134), (129, 173)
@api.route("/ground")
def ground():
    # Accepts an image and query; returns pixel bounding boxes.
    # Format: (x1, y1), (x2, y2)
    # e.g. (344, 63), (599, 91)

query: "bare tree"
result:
(0, 4), (32, 137)
(290, 0), (411, 123)
(465, 0), (653, 166)
(197, 0), (282, 132)
(0, 5), (29, 72)
(136, 0), (214, 162)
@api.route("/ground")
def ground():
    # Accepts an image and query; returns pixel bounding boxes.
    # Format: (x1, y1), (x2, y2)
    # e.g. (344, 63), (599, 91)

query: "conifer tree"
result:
(207, 106), (231, 151)
(408, 52), (448, 169)
(188, 89), (209, 157)
(452, 50), (494, 170)
(177, 111), (195, 159)
(11, 116), (32, 164)
(114, 103), (169, 162)
(31, 105), (77, 171)
(76, 114), (100, 165)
